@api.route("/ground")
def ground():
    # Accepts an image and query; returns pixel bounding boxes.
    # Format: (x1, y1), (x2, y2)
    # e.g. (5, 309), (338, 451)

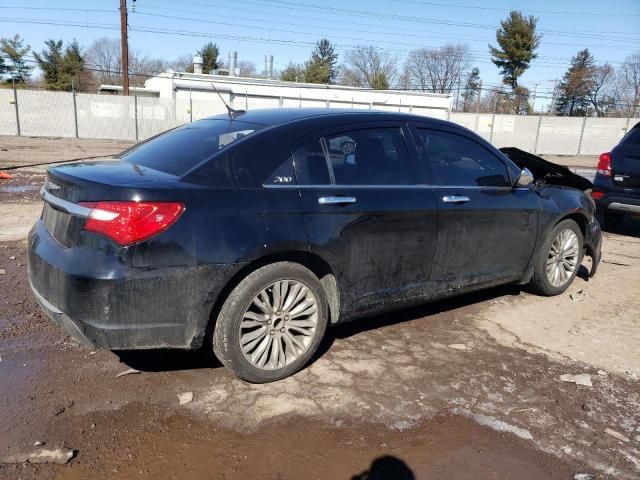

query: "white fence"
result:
(0, 89), (635, 155)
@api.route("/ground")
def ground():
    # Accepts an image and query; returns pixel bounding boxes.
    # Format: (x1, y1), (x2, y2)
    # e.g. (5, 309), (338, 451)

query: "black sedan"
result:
(28, 109), (601, 382)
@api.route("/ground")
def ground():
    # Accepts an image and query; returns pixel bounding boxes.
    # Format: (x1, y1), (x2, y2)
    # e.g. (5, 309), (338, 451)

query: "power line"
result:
(0, 15), (627, 73)
(388, 0), (640, 18)
(131, 10), (626, 67)
(6, 2), (636, 53)
(229, 0), (640, 42)
(0, 6), (116, 13)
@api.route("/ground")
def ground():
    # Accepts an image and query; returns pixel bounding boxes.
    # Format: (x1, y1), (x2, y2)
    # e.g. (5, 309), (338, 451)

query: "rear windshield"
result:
(122, 119), (265, 176)
(621, 124), (640, 145)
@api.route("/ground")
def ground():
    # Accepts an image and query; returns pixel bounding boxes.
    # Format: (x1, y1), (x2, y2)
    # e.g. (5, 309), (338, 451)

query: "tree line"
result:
(1, 10), (639, 117)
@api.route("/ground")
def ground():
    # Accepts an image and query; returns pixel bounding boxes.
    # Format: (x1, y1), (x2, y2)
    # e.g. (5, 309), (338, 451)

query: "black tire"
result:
(528, 219), (584, 296)
(212, 262), (328, 383)
(597, 208), (624, 231)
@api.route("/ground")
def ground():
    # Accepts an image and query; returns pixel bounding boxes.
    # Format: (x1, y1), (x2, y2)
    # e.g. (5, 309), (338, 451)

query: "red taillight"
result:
(591, 190), (605, 200)
(79, 201), (184, 246)
(597, 152), (611, 176)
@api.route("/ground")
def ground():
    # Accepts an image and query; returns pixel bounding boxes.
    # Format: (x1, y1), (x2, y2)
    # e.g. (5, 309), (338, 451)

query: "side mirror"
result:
(515, 168), (534, 187)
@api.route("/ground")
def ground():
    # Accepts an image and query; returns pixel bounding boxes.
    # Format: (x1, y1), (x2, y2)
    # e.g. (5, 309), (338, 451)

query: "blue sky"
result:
(2, 0), (640, 110)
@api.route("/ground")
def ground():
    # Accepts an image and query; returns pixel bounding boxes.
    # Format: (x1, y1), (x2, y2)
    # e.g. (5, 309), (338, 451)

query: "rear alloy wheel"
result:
(529, 219), (584, 296)
(213, 262), (328, 383)
(240, 280), (319, 370)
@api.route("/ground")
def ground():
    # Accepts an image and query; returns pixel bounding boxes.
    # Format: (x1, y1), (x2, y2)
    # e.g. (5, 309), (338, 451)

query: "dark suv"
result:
(593, 121), (640, 228)
(28, 109), (601, 382)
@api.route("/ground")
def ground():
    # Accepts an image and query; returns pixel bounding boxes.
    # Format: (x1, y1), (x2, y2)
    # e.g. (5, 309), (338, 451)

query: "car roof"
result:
(203, 108), (455, 129)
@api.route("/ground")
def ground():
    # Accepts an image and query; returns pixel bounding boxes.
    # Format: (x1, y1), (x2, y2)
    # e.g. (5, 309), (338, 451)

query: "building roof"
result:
(153, 71), (450, 99)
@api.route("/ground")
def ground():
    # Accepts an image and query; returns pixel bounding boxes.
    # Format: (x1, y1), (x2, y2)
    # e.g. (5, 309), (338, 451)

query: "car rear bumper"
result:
(27, 220), (241, 350)
(593, 174), (640, 214)
(597, 196), (640, 214)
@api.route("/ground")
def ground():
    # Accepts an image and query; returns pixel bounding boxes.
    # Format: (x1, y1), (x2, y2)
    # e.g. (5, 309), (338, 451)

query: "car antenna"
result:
(210, 82), (245, 119)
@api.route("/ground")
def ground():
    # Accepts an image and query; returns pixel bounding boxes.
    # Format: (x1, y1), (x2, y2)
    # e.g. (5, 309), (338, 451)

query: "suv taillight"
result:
(79, 201), (184, 246)
(597, 152), (611, 176)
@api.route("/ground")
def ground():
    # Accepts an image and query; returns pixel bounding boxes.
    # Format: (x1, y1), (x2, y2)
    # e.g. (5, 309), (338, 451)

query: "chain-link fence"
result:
(0, 88), (635, 154)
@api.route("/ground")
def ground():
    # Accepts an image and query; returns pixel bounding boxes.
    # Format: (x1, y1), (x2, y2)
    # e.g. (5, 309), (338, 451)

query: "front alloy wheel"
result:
(546, 228), (580, 288)
(528, 218), (584, 296)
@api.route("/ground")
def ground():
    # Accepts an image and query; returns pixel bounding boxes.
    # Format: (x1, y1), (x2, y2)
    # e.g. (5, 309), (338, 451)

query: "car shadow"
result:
(116, 263), (598, 375)
(115, 284), (522, 374)
(114, 345), (222, 373)
(312, 283), (523, 365)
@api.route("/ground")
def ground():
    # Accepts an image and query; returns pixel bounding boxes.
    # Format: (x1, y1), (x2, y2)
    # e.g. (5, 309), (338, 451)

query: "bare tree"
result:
(238, 60), (257, 77)
(621, 52), (640, 116)
(167, 54), (193, 73)
(405, 44), (470, 94)
(340, 46), (397, 89)
(589, 63), (616, 117)
(86, 37), (121, 84)
(86, 37), (167, 87)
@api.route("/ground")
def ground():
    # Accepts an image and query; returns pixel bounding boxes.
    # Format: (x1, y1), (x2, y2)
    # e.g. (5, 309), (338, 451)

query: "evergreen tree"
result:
(489, 11), (540, 89)
(34, 39), (64, 90)
(34, 39), (87, 91)
(370, 72), (390, 90)
(187, 42), (220, 73)
(511, 86), (532, 115)
(554, 49), (595, 116)
(461, 67), (481, 111)
(62, 40), (88, 91)
(304, 39), (338, 84)
(199, 42), (220, 72)
(280, 62), (306, 82)
(0, 34), (33, 84)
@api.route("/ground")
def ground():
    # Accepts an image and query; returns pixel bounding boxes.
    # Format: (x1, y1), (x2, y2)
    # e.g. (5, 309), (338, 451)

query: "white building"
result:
(138, 61), (451, 121)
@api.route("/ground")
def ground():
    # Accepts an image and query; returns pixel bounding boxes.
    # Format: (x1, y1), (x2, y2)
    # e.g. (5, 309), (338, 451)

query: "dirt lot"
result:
(1, 136), (639, 479)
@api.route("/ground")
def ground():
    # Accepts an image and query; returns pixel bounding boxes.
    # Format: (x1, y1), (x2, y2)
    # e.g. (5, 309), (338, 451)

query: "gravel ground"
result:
(0, 136), (639, 479)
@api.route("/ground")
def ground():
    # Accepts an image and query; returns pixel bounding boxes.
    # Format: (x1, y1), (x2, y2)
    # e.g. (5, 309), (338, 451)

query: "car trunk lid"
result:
(41, 160), (181, 247)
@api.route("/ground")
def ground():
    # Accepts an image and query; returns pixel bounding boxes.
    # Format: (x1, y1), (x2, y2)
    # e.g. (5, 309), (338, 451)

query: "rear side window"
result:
(122, 119), (264, 176)
(414, 128), (511, 187)
(294, 127), (415, 185)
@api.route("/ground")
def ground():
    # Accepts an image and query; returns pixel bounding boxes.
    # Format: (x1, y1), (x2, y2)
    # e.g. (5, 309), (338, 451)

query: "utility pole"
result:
(120, 0), (130, 96)
(549, 79), (559, 116)
(531, 83), (538, 113)
(455, 75), (461, 112)
(475, 80), (482, 113)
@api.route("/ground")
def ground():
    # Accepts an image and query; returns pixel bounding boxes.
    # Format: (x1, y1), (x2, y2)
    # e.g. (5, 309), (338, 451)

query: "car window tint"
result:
(293, 139), (331, 185)
(327, 128), (414, 185)
(294, 128), (414, 186)
(123, 119), (264, 176)
(414, 129), (511, 187)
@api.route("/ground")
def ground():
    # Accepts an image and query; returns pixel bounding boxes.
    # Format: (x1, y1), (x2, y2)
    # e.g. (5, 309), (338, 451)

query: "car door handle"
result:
(318, 196), (357, 205)
(442, 195), (470, 204)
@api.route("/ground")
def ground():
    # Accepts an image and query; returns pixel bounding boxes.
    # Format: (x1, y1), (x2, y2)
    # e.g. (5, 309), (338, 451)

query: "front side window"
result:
(414, 128), (511, 187)
(294, 127), (415, 185)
